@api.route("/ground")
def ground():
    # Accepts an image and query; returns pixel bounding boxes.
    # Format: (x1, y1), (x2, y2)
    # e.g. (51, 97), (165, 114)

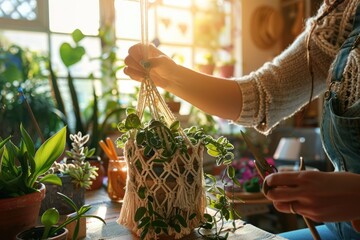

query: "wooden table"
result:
(84, 187), (288, 240)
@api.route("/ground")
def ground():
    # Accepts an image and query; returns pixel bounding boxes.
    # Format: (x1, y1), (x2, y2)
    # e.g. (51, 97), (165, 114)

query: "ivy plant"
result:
(116, 108), (241, 239)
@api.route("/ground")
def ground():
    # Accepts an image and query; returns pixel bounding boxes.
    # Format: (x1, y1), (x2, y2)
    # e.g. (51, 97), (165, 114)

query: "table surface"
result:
(84, 187), (287, 240)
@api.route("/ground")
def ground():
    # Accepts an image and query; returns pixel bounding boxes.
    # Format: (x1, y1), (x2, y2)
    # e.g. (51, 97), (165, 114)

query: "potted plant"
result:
(0, 124), (67, 240)
(196, 52), (216, 75)
(116, 108), (240, 239)
(218, 58), (236, 78)
(16, 192), (106, 240)
(163, 91), (181, 114)
(41, 132), (100, 215)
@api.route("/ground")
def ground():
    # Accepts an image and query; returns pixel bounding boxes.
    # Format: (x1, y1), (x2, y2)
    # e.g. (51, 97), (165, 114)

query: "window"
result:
(0, 0), (48, 31)
(0, 0), (239, 131)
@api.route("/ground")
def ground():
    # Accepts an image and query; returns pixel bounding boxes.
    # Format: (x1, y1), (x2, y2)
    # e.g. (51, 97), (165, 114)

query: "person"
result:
(123, 0), (360, 239)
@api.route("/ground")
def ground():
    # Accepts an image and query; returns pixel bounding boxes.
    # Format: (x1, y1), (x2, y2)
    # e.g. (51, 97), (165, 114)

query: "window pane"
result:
(157, 6), (192, 45)
(115, 0), (141, 39)
(162, 0), (191, 7)
(0, 0), (37, 20)
(50, 34), (101, 78)
(49, 0), (99, 35)
(0, 30), (48, 52)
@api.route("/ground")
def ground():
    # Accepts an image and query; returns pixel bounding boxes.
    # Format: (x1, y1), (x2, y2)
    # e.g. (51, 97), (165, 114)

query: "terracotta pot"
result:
(0, 183), (46, 240)
(16, 226), (68, 240)
(165, 101), (181, 113)
(197, 64), (215, 75)
(218, 64), (235, 78)
(86, 156), (105, 191)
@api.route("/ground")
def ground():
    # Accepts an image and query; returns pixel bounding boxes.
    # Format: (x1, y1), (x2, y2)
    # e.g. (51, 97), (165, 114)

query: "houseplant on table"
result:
(116, 104), (240, 239)
(42, 131), (100, 215)
(0, 124), (67, 240)
(16, 192), (106, 240)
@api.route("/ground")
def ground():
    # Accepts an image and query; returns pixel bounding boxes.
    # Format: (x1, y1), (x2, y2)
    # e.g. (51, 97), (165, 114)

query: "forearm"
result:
(165, 65), (242, 120)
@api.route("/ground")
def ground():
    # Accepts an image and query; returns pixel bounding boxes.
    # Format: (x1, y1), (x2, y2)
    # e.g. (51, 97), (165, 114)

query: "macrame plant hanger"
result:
(117, 1), (206, 239)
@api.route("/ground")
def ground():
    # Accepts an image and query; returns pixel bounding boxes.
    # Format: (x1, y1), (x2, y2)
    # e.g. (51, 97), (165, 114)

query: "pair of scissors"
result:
(240, 131), (321, 240)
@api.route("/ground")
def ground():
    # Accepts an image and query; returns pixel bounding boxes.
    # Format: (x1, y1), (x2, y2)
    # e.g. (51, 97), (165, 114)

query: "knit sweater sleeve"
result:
(233, 0), (357, 135)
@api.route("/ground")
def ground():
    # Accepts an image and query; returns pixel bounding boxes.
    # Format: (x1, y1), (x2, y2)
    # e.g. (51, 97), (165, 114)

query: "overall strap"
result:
(332, 3), (360, 82)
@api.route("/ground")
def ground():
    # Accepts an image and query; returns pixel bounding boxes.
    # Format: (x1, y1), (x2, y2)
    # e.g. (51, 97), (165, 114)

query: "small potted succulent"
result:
(42, 132), (99, 215)
(0, 124), (67, 240)
(116, 108), (240, 239)
(16, 192), (106, 240)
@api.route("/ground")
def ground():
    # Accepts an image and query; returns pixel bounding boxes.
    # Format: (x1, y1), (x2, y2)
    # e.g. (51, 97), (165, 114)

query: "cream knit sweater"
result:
(235, 0), (360, 135)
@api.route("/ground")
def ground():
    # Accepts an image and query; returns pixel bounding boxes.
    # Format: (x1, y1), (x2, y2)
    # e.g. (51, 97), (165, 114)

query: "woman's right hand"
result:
(124, 43), (178, 89)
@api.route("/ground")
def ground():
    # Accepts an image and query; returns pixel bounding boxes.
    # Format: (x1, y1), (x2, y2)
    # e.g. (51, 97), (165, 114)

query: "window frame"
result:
(0, 0), (49, 32)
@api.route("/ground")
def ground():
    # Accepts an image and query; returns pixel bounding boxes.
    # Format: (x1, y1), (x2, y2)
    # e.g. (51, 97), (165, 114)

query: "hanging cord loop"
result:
(137, 0), (189, 141)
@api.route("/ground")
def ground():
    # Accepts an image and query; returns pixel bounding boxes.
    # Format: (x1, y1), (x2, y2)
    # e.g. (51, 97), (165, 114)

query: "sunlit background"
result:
(1, 0), (314, 136)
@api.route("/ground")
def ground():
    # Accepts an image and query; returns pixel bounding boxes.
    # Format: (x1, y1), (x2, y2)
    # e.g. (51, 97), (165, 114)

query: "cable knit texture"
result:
(234, 0), (359, 134)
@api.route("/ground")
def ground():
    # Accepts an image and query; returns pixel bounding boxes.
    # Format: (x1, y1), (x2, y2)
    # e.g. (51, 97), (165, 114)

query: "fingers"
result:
(123, 67), (145, 82)
(273, 201), (300, 215)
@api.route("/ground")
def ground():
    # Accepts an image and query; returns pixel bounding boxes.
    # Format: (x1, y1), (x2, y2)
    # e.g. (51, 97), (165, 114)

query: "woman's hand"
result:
(264, 171), (360, 223)
(124, 43), (178, 89)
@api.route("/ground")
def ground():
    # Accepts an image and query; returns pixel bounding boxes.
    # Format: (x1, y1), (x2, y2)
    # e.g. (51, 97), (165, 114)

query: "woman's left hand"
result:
(264, 170), (360, 223)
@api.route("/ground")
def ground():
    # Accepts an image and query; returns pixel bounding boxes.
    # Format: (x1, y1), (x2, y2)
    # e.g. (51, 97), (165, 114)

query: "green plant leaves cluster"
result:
(134, 192), (194, 240)
(116, 108), (241, 239)
(0, 125), (67, 198)
(41, 192), (106, 240)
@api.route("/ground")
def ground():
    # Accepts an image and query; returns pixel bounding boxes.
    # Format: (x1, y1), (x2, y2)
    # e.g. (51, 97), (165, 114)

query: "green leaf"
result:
(227, 166), (235, 179)
(137, 216), (150, 229)
(135, 207), (147, 222)
(204, 213), (213, 223)
(72, 29), (85, 43)
(189, 213), (197, 220)
(19, 124), (35, 157)
(140, 227), (149, 240)
(151, 220), (168, 228)
(32, 127), (66, 183)
(170, 121), (180, 132)
(39, 174), (62, 186)
(136, 131), (145, 145)
(125, 113), (141, 129)
(2, 63), (22, 82)
(126, 107), (136, 116)
(173, 223), (181, 233)
(175, 214), (187, 228)
(138, 186), (146, 199)
(207, 149), (220, 157)
(41, 208), (60, 239)
(0, 136), (11, 150)
(216, 187), (225, 195)
(59, 43), (85, 67)
(147, 200), (153, 216)
(232, 177), (242, 187)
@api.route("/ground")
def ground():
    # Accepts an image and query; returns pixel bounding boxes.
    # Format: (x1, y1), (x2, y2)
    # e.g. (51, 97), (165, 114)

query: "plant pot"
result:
(165, 101), (181, 113)
(0, 183), (46, 240)
(197, 64), (215, 75)
(40, 174), (85, 215)
(218, 64), (235, 78)
(16, 226), (68, 240)
(86, 156), (105, 191)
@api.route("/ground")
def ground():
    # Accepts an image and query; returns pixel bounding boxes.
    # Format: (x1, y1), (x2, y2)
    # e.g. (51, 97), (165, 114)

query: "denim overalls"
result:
(320, 3), (360, 240)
